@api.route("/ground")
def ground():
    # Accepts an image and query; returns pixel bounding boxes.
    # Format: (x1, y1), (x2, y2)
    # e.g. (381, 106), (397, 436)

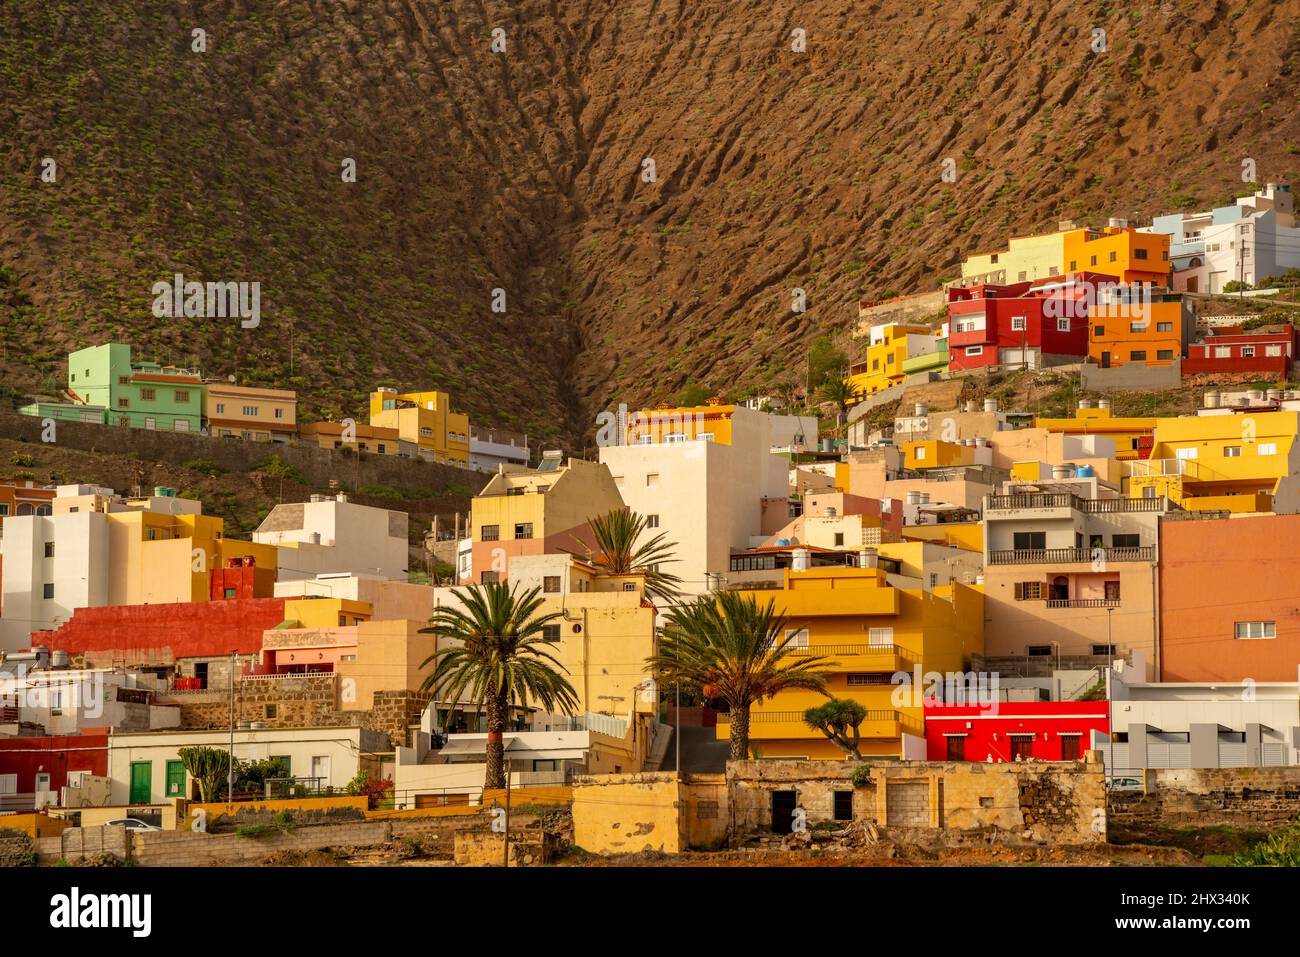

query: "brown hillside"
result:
(1, 1), (1298, 445)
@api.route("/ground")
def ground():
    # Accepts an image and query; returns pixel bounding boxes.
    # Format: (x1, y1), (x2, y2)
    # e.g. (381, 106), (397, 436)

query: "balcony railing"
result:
(787, 643), (915, 666)
(988, 545), (1154, 565)
(723, 708), (901, 725)
(1045, 598), (1121, 608)
(986, 493), (1169, 513)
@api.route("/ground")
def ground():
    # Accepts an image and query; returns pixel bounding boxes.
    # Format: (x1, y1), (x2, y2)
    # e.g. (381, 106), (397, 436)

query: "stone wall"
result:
(727, 757), (1105, 846)
(164, 675), (429, 747)
(0, 829), (36, 866)
(453, 829), (556, 866)
(1107, 767), (1300, 827)
(1080, 359), (1182, 392)
(0, 410), (477, 496)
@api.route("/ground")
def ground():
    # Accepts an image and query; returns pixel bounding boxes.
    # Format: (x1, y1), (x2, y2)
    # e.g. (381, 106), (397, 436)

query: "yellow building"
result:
(1036, 405), (1156, 461)
(205, 383), (297, 442)
(1127, 411), (1300, 513)
(369, 387), (470, 465)
(626, 401), (737, 445)
(299, 420), (407, 456)
(902, 439), (978, 471)
(719, 567), (984, 759)
(846, 323), (935, 400)
(961, 222), (1170, 286)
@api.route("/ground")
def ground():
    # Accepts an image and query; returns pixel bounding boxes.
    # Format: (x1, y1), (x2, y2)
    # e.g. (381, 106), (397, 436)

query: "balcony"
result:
(787, 643), (915, 671)
(988, 545), (1154, 565)
(718, 708), (910, 741)
(985, 493), (1169, 513)
(1045, 598), (1120, 609)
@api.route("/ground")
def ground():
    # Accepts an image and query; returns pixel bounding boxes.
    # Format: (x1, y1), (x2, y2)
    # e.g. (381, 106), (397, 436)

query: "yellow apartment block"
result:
(719, 567), (984, 759)
(626, 402), (737, 445)
(206, 383), (297, 442)
(902, 439), (978, 471)
(1126, 411), (1300, 512)
(1036, 406), (1156, 461)
(116, 511), (278, 604)
(846, 323), (934, 399)
(369, 387), (470, 465)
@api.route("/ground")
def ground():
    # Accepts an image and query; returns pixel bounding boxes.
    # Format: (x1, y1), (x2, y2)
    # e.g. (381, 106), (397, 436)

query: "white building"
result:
(106, 725), (389, 804)
(1144, 183), (1298, 292)
(469, 426), (530, 471)
(599, 408), (790, 598)
(0, 656), (179, 735)
(255, 493), (409, 582)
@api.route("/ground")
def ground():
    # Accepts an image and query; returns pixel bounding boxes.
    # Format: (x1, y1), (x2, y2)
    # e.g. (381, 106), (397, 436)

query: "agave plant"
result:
(649, 591), (831, 760)
(585, 507), (682, 603)
(419, 582), (579, 789)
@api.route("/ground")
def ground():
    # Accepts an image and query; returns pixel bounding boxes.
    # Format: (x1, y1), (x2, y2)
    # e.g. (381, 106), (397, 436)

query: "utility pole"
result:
(227, 649), (236, 806)
(502, 760), (512, 868)
(1105, 608), (1114, 799)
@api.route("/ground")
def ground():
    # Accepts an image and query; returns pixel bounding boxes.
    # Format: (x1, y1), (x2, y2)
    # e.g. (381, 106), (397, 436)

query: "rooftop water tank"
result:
(1076, 465), (1095, 478)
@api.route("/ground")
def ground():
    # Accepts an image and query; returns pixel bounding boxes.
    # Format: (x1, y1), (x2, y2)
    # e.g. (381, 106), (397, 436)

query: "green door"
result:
(129, 761), (152, 804)
(165, 760), (186, 799)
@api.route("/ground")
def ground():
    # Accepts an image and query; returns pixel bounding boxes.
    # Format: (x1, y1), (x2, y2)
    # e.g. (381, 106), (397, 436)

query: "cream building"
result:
(254, 494), (409, 582)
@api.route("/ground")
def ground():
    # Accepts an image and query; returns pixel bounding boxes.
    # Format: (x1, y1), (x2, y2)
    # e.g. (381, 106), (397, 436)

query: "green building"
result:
(66, 343), (204, 432)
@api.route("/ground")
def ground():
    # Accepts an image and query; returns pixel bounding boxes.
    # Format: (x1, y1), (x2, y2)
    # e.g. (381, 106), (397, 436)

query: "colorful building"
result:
(1126, 410), (1300, 513)
(0, 733), (109, 810)
(298, 420), (410, 456)
(471, 452), (625, 584)
(369, 388), (470, 465)
(253, 494), (410, 583)
(946, 275), (1094, 372)
(0, 481), (55, 526)
(961, 221), (1170, 287)
(1159, 513), (1300, 682)
(204, 382), (297, 442)
(718, 567), (984, 759)
(1036, 403), (1157, 462)
(61, 343), (204, 432)
(846, 323), (943, 400)
(1184, 325), (1297, 378)
(924, 702), (1110, 762)
(1089, 291), (1195, 369)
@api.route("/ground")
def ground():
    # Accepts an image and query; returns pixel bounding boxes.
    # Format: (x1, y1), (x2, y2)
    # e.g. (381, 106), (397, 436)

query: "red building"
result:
(1183, 325), (1297, 377)
(0, 732), (109, 805)
(210, 556), (275, 601)
(33, 596), (287, 668)
(947, 272), (1110, 372)
(923, 701), (1111, 762)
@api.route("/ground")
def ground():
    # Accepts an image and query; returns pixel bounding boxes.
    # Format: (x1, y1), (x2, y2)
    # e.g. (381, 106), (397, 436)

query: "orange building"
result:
(1063, 224), (1170, 286)
(1159, 513), (1300, 682)
(0, 481), (56, 525)
(1089, 295), (1194, 369)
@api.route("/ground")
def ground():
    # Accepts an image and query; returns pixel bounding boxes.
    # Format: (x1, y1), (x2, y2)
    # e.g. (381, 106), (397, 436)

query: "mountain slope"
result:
(2, 0), (1298, 443)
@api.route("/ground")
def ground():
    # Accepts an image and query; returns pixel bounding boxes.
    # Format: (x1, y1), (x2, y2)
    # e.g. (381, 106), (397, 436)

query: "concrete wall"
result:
(571, 772), (684, 854)
(1080, 359), (1182, 392)
(1107, 766), (1300, 827)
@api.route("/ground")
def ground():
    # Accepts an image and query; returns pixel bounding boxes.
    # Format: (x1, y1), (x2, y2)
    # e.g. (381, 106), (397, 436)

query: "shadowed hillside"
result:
(2, 0), (1298, 444)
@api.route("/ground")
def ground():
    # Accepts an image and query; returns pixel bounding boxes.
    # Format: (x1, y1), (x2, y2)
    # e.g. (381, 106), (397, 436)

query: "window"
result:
(43, 542), (55, 558)
(1237, 346), (1256, 359)
(1018, 271), (1027, 281)
(377, 444), (386, 454)
(637, 435), (653, 445)
(1104, 580), (1121, 602)
(1224, 445), (1242, 457)
(1061, 735), (1081, 761)
(834, 532), (845, 547)
(1129, 322), (1148, 333)
(1069, 260), (1078, 271)
(1157, 350), (1174, 360)
(1214, 346), (1231, 358)
(1156, 322), (1173, 332)
(243, 405), (258, 416)
(1258, 443), (1277, 455)
(698, 432), (715, 443)
(1027, 644), (1052, 656)
(846, 673), (893, 686)
(833, 791), (853, 821)
(785, 628), (810, 649)
(1091, 644), (1115, 656)
(1265, 344), (1284, 357)
(1008, 735), (1035, 760)
(1175, 447), (1198, 461)
(1094, 325), (1105, 337)
(43, 583), (54, 599)
(965, 346), (984, 356)
(514, 523), (533, 539)
(223, 587), (237, 599)
(1013, 531), (1046, 550)
(542, 624), (562, 642)
(1015, 581), (1043, 601)
(945, 735), (966, 761)
(915, 447), (927, 461)
(646, 514), (660, 529)
(118, 397), (130, 408)
(1090, 255), (1098, 267)
(274, 408), (284, 418)
(1111, 534), (1140, 548)
(140, 388), (156, 401)
(1109, 251), (1118, 262)
(543, 576), (561, 594)
(264, 704), (278, 720)
(646, 473), (660, 488)
(1235, 621), (1276, 640)
(480, 525), (499, 541)
(118, 375), (130, 385)
(174, 390), (190, 403)
(1011, 316), (1026, 331)
(480, 571), (500, 584)
(1130, 350), (1147, 361)
(867, 626), (894, 647)
(117, 416), (130, 426)
(1057, 317), (1070, 332)
(990, 254), (999, 264)
(1134, 248), (1149, 260)
(216, 403), (226, 414)
(622, 582), (636, 592)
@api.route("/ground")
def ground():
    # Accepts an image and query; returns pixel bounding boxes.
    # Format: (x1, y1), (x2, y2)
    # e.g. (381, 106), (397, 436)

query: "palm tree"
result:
(649, 591), (832, 761)
(585, 507), (682, 603)
(419, 582), (579, 789)
(803, 699), (869, 759)
(817, 373), (854, 426)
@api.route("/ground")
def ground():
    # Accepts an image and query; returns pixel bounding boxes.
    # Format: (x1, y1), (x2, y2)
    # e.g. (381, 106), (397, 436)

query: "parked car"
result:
(104, 818), (162, 831)
(1105, 776), (1144, 792)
